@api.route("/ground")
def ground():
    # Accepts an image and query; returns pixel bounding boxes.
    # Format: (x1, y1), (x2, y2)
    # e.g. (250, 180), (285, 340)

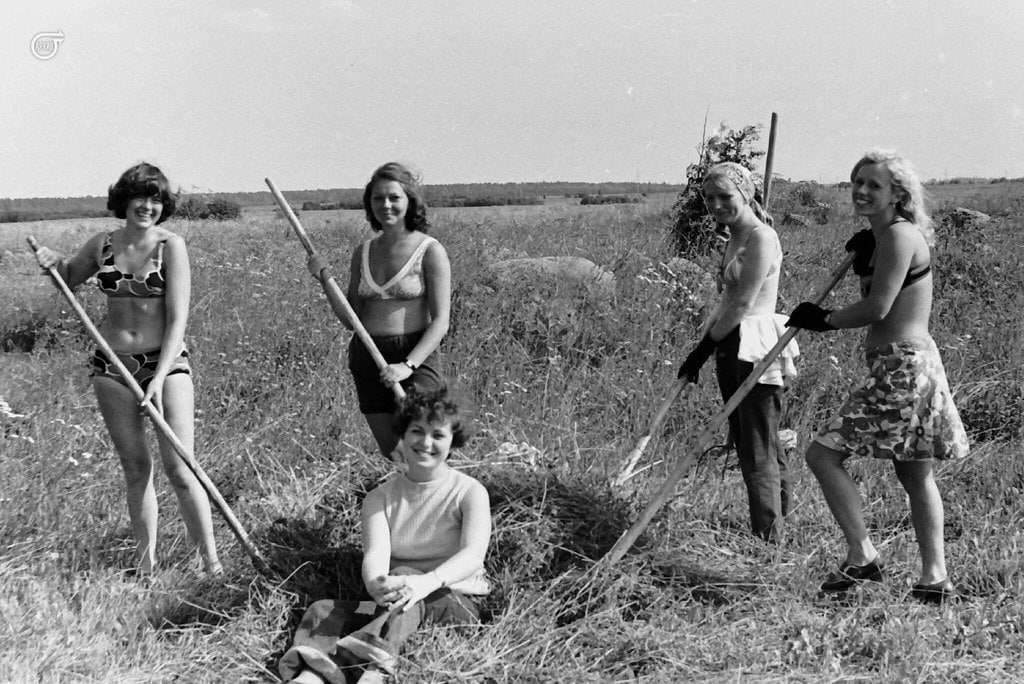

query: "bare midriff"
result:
(864, 279), (932, 349)
(360, 297), (431, 337)
(100, 298), (167, 352)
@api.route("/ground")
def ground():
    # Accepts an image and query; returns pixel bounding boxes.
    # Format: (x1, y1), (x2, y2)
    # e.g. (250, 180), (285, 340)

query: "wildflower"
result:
(778, 429), (798, 451)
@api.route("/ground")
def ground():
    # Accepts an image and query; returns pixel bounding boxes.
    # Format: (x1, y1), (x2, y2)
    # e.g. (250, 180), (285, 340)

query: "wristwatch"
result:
(403, 359), (418, 371)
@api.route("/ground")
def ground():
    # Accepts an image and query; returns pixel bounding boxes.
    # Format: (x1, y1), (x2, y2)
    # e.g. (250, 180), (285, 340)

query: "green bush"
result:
(670, 123), (765, 257)
(580, 194), (642, 205)
(175, 196), (242, 221)
(176, 196), (206, 220)
(203, 197), (241, 220)
(769, 180), (833, 224)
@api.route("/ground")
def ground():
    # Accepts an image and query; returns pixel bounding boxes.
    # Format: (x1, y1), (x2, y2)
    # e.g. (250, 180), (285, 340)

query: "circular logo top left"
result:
(31, 30), (66, 60)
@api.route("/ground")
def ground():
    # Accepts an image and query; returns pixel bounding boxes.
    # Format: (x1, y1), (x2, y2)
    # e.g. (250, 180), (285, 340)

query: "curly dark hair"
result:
(362, 162), (429, 233)
(107, 162), (178, 223)
(392, 388), (470, 449)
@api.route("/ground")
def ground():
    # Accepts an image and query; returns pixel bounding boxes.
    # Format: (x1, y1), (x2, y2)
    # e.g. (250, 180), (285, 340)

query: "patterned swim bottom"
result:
(90, 347), (191, 392)
(815, 337), (969, 461)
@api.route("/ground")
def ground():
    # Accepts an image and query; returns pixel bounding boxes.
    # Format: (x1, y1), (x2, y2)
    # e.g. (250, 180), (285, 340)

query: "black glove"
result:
(844, 229), (875, 277)
(786, 302), (836, 332)
(678, 333), (718, 383)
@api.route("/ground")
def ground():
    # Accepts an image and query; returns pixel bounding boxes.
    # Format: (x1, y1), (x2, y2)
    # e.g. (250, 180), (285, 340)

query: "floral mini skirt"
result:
(814, 337), (969, 461)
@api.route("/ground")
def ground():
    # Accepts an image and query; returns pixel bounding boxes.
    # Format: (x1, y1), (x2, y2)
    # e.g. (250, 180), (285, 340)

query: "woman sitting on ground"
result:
(279, 389), (491, 683)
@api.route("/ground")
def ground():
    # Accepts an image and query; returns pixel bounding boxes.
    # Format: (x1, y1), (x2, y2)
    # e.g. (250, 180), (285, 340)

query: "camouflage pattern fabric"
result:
(815, 337), (969, 461)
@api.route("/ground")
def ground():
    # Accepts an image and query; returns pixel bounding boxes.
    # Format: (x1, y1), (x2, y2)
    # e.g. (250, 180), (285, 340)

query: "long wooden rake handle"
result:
(762, 112), (779, 207)
(265, 178), (405, 400)
(27, 236), (269, 572)
(611, 379), (686, 488)
(604, 251), (856, 565)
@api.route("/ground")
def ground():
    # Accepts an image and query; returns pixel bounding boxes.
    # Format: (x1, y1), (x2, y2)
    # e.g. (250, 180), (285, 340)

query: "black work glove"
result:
(786, 302), (836, 332)
(677, 333), (718, 383)
(845, 229), (875, 277)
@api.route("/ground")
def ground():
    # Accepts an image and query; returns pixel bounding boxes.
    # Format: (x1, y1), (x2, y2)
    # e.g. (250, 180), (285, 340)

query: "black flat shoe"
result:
(911, 579), (957, 605)
(819, 559), (884, 593)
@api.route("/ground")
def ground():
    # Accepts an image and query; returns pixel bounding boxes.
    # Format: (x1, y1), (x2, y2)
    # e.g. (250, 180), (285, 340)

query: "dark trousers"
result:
(714, 328), (791, 541)
(279, 568), (481, 683)
(348, 331), (445, 415)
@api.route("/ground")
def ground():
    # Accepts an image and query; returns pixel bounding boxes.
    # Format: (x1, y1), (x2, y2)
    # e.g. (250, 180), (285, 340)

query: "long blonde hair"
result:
(851, 149), (934, 246)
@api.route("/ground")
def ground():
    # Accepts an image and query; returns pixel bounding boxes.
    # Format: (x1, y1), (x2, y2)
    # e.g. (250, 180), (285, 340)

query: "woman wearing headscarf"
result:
(677, 162), (798, 542)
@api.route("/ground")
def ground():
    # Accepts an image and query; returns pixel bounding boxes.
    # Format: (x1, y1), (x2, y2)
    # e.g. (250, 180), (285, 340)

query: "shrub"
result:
(580, 194), (642, 205)
(203, 197), (241, 220)
(174, 196), (242, 221)
(769, 180), (833, 224)
(670, 122), (765, 257)
(176, 197), (206, 220)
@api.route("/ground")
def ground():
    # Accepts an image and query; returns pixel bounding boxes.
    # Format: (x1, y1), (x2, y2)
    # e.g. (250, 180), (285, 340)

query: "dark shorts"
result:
(90, 347), (191, 392)
(348, 331), (444, 414)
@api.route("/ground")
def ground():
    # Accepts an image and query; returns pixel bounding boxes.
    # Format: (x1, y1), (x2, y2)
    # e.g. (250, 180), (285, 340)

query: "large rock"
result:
(781, 212), (813, 227)
(943, 207), (991, 229)
(664, 256), (716, 292)
(484, 256), (615, 299)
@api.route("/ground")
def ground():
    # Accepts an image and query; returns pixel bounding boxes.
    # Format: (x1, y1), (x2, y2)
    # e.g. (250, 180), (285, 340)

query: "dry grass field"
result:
(1, 182), (1022, 682)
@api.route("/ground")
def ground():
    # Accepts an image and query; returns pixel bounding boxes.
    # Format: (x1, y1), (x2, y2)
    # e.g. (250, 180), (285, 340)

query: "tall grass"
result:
(1, 187), (1021, 681)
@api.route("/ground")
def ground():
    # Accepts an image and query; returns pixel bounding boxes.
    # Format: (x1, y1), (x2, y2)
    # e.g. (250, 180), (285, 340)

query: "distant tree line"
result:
(579, 194), (644, 205)
(0, 196), (109, 223)
(285, 181), (683, 211)
(0, 194), (242, 223)
(303, 195), (545, 210)
(301, 199), (365, 211)
(0, 181), (686, 222)
(933, 177), (1024, 185)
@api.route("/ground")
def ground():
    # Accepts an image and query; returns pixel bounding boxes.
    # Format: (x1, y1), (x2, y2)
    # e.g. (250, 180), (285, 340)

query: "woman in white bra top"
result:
(677, 162), (798, 542)
(310, 162), (451, 460)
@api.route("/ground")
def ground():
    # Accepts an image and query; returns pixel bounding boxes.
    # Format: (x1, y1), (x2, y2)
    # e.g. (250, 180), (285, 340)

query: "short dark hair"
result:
(393, 388), (469, 449)
(107, 162), (178, 223)
(362, 162), (429, 233)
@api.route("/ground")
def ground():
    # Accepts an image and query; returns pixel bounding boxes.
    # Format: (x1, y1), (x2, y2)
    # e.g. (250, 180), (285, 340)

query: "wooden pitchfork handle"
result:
(762, 112), (779, 208)
(27, 236), (269, 573)
(604, 251), (856, 565)
(611, 379), (686, 488)
(265, 178), (405, 400)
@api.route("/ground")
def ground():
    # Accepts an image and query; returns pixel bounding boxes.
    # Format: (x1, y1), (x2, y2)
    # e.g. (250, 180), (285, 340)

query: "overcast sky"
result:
(2, 1), (1022, 198)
